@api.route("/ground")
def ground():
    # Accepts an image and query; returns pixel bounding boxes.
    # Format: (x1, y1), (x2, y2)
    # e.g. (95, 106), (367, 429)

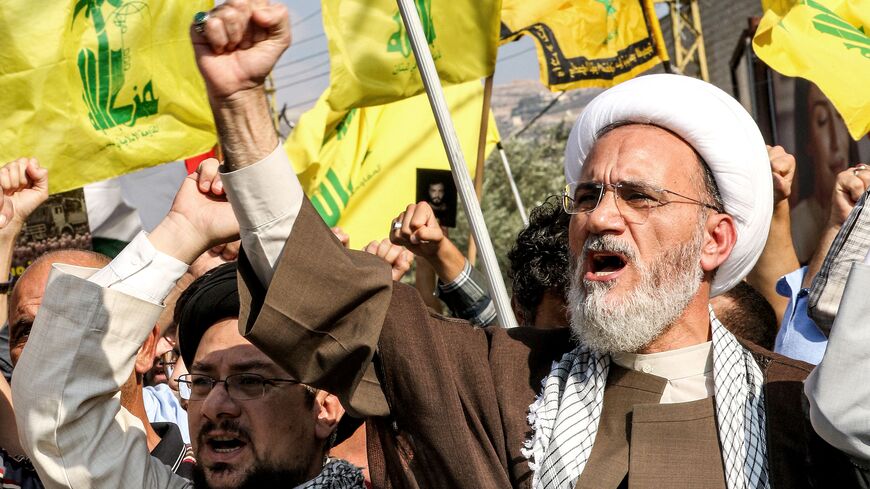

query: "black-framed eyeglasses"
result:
(562, 181), (720, 224)
(177, 373), (300, 401)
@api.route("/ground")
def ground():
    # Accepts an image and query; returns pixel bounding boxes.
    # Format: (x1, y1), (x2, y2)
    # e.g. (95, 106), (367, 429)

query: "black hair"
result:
(507, 196), (571, 324)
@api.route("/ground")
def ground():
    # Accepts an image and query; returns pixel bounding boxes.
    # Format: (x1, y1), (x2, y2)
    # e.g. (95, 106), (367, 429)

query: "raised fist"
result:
(191, 0), (291, 100)
(767, 145), (795, 205)
(390, 202), (445, 258)
(0, 158), (49, 231)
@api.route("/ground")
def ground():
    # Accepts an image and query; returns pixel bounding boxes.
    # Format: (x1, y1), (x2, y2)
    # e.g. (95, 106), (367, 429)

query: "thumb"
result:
(0, 197), (14, 228)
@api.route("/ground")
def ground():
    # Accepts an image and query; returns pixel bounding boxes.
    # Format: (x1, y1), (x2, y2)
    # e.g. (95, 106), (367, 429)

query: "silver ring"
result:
(853, 164), (867, 176)
(392, 221), (402, 230)
(193, 11), (210, 34)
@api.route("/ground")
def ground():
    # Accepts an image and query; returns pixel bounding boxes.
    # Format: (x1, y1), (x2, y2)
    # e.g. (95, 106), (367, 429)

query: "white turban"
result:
(564, 74), (772, 297)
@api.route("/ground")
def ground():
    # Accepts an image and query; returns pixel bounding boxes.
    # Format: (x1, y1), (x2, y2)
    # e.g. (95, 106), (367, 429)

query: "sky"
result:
(274, 0), (543, 117)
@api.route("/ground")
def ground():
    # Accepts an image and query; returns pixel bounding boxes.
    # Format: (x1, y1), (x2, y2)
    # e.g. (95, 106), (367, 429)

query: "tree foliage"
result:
(450, 121), (572, 291)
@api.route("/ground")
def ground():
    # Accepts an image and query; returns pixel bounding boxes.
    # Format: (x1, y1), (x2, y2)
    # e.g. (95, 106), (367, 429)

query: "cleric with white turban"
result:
(524, 74), (786, 489)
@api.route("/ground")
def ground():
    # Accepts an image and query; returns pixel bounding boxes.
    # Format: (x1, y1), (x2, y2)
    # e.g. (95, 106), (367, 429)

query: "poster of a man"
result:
(427, 181), (448, 212)
(416, 168), (458, 227)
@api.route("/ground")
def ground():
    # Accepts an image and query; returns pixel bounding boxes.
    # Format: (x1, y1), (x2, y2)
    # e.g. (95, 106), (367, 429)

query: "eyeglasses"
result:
(159, 349), (179, 380)
(177, 373), (299, 401)
(562, 181), (720, 224)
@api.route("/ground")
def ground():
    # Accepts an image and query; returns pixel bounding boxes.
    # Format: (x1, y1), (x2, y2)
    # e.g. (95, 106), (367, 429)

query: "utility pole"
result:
(265, 74), (281, 134)
(656, 0), (709, 81)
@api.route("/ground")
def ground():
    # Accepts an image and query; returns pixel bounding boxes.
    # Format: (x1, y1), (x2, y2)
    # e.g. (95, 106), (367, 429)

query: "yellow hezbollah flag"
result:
(286, 81), (499, 248)
(753, 0), (870, 140)
(500, 0), (669, 91)
(322, 0), (500, 111)
(0, 0), (216, 194)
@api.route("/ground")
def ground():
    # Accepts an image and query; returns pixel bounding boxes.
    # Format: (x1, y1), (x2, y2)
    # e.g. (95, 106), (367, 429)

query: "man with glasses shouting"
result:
(11, 159), (364, 488)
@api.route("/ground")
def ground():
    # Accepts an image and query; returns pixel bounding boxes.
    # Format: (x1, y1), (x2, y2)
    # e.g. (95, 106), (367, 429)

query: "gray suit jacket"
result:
(12, 264), (190, 489)
(806, 262), (870, 479)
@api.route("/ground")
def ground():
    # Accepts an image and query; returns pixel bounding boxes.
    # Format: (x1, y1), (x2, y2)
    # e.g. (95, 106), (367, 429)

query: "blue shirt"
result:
(143, 384), (190, 443)
(774, 267), (828, 365)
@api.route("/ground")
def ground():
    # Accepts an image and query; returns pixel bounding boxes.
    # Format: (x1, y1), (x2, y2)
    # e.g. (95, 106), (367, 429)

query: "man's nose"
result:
(585, 189), (627, 235)
(200, 382), (242, 420)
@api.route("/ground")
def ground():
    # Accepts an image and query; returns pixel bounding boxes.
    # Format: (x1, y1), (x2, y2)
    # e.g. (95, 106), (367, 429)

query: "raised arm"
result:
(390, 202), (496, 326)
(192, 0), (392, 417)
(746, 146), (799, 326)
(11, 162), (237, 489)
(0, 158), (49, 329)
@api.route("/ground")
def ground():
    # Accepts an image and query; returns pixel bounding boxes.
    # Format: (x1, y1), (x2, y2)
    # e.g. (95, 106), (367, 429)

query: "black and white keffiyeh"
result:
(294, 458), (365, 489)
(522, 307), (769, 489)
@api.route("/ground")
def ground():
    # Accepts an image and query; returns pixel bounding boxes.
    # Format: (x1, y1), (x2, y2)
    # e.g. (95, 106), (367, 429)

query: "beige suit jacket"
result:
(12, 264), (190, 489)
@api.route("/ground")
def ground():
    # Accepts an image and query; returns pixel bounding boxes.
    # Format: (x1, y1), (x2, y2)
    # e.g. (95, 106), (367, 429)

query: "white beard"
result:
(568, 229), (704, 355)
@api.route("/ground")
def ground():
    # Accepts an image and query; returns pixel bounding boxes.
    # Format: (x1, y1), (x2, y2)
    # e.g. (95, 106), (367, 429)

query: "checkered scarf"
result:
(522, 307), (769, 489)
(294, 458), (365, 489)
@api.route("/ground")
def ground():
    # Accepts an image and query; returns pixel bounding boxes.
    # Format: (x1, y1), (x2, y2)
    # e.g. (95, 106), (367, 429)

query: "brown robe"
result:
(238, 199), (858, 488)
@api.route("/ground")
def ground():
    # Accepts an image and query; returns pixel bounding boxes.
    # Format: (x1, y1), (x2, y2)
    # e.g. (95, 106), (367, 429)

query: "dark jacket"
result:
(239, 199), (861, 488)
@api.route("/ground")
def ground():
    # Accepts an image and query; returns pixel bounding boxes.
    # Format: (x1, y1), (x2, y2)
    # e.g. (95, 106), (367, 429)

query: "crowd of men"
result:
(0, 1), (868, 488)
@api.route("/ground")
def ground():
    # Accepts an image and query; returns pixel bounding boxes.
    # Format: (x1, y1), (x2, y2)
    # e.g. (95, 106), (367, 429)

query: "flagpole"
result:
(497, 142), (528, 227)
(396, 0), (518, 329)
(467, 75), (494, 267)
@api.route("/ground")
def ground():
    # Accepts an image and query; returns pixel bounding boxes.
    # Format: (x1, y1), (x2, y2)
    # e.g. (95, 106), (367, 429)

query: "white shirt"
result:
(612, 341), (714, 404)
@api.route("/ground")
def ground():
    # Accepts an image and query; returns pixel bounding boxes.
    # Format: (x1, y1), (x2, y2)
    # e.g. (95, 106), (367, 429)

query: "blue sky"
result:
(274, 0), (543, 116)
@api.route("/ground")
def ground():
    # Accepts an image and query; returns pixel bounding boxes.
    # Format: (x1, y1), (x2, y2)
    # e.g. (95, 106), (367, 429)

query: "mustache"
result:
(198, 418), (250, 443)
(580, 234), (638, 263)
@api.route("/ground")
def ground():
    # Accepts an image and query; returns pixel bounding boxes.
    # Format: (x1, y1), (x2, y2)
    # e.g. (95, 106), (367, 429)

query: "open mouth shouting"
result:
(585, 251), (628, 282)
(202, 431), (249, 464)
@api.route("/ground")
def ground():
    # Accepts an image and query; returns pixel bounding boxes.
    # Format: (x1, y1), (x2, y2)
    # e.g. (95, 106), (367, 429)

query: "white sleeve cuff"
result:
(88, 231), (189, 305)
(220, 143), (304, 233)
(220, 143), (305, 286)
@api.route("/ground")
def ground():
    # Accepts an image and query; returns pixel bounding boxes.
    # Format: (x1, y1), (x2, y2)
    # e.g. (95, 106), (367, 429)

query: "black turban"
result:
(176, 262), (240, 367)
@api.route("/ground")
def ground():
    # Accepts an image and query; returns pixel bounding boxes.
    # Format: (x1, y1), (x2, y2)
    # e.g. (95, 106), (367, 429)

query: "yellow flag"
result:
(500, 0), (669, 91)
(286, 82), (500, 249)
(0, 0), (216, 194)
(322, 0), (500, 111)
(753, 0), (870, 140)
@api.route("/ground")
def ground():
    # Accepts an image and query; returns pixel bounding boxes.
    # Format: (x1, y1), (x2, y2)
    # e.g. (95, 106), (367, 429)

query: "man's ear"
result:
(700, 213), (737, 273)
(313, 391), (345, 442)
(135, 325), (160, 376)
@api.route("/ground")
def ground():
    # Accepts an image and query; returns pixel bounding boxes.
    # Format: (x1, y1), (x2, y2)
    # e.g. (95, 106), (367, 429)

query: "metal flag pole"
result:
(396, 0), (518, 329)
(497, 142), (528, 227)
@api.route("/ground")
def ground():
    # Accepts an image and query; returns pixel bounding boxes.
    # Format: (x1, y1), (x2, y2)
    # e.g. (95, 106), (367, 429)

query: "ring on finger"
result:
(193, 11), (210, 34)
(853, 164), (867, 176)
(392, 221), (402, 230)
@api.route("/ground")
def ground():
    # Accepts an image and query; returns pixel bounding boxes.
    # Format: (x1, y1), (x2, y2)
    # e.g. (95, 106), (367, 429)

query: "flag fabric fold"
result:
(0, 0), (216, 193)
(753, 0), (870, 140)
(286, 81), (499, 248)
(322, 0), (500, 110)
(500, 0), (669, 91)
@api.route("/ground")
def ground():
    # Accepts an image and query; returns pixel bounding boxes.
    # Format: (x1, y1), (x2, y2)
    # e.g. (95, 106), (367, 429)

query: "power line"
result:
(275, 70), (330, 91)
(497, 46), (535, 63)
(274, 49), (328, 70)
(292, 9), (321, 27)
(273, 58), (330, 80)
(509, 91), (566, 140)
(284, 96), (322, 110)
(292, 32), (325, 47)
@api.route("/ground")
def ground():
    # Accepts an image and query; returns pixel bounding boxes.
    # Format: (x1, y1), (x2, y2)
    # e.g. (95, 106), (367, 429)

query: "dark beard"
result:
(192, 463), (312, 489)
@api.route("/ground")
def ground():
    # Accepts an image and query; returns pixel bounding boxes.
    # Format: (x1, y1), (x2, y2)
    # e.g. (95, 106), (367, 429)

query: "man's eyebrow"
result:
(189, 360), (280, 374)
(229, 360), (280, 373)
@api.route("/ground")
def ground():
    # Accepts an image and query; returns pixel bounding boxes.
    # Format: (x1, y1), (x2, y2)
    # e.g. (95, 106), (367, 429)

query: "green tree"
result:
(450, 121), (572, 291)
